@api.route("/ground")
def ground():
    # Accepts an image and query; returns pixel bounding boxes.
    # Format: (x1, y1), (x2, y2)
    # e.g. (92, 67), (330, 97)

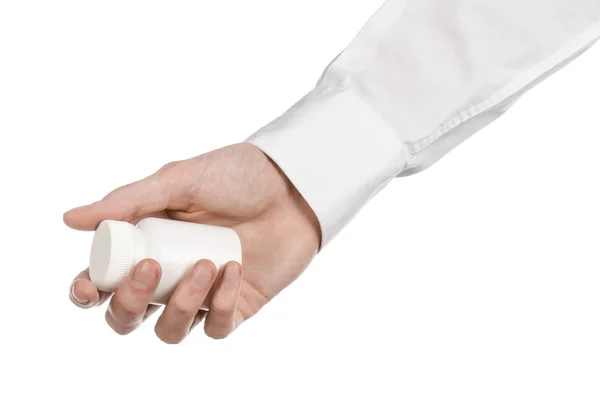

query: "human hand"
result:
(64, 143), (321, 343)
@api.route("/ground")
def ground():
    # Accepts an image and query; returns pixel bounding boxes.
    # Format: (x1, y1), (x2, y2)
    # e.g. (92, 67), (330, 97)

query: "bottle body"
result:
(89, 217), (242, 305)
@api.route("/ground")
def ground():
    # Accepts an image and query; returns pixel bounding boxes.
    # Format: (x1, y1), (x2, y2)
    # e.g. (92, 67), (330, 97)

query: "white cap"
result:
(89, 220), (137, 292)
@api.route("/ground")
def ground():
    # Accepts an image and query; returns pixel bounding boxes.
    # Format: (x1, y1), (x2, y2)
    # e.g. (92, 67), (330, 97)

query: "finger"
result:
(204, 261), (243, 340)
(69, 268), (111, 309)
(105, 259), (161, 335)
(63, 174), (170, 231)
(155, 260), (217, 344)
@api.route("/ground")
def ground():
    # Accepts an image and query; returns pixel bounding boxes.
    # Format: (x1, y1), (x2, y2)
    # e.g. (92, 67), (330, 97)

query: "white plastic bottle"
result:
(88, 217), (242, 305)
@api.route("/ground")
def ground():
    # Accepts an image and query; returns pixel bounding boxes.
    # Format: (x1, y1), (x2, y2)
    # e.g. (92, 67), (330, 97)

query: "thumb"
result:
(63, 174), (171, 231)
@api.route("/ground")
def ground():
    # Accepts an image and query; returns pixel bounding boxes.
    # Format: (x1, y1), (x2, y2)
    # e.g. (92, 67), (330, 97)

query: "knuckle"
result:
(157, 161), (181, 176)
(159, 335), (184, 345)
(105, 312), (135, 336)
(109, 299), (143, 323)
(120, 302), (141, 318)
(154, 326), (185, 345)
(113, 327), (133, 336)
(205, 326), (230, 340)
(211, 300), (235, 317)
(172, 301), (198, 318)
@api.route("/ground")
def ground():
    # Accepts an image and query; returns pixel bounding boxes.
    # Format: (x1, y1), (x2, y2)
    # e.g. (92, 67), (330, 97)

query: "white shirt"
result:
(246, 0), (600, 247)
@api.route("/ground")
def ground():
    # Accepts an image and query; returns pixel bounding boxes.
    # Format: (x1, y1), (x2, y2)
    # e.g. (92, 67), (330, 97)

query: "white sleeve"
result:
(246, 0), (600, 247)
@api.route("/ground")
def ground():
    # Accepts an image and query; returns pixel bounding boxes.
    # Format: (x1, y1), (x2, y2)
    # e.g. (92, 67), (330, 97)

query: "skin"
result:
(65, 143), (321, 343)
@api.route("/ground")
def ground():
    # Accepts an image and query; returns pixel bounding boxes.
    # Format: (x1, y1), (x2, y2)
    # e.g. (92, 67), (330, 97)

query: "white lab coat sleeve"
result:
(246, 0), (600, 247)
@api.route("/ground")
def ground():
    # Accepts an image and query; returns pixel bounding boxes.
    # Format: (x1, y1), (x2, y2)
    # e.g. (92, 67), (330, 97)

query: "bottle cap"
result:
(89, 220), (136, 291)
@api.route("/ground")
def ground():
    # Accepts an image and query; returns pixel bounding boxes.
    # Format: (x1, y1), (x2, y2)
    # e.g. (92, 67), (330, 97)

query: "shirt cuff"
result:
(245, 84), (408, 247)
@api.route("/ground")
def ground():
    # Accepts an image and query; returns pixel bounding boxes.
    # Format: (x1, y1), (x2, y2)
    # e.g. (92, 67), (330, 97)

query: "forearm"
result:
(247, 0), (600, 246)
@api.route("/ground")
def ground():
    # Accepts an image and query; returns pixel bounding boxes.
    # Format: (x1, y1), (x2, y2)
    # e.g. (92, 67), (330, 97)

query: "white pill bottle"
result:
(88, 217), (242, 305)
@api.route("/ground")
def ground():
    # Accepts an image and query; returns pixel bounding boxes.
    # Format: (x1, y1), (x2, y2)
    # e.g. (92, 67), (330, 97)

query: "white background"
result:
(1, 1), (599, 396)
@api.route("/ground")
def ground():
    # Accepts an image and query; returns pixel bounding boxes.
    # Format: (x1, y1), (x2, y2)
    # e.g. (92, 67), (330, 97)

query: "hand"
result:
(64, 143), (321, 343)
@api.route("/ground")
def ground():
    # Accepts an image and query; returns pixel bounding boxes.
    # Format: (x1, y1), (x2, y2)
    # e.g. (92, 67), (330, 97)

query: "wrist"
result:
(253, 145), (321, 255)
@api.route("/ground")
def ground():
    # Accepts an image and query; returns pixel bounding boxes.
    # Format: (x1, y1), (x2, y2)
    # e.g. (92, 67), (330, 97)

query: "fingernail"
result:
(223, 263), (240, 285)
(131, 261), (157, 290)
(191, 263), (214, 289)
(71, 283), (89, 305)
